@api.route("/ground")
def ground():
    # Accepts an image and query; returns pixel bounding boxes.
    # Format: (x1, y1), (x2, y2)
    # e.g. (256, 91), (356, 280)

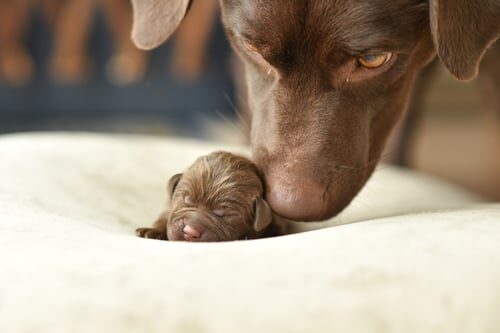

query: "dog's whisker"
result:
(221, 91), (251, 133)
(213, 109), (249, 139)
(330, 143), (417, 173)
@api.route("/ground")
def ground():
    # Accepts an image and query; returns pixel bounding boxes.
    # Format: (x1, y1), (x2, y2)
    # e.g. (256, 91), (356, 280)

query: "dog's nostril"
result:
(183, 225), (201, 240)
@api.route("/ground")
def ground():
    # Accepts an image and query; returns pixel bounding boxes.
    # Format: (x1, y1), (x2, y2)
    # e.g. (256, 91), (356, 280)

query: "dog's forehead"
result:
(222, 0), (427, 53)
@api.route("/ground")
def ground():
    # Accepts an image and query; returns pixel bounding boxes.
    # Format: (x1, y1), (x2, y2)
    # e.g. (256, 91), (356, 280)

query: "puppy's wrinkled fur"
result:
(130, 0), (500, 221)
(136, 151), (287, 242)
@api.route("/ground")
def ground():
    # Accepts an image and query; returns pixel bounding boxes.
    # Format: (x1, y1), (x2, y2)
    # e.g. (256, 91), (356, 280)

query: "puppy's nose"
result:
(183, 225), (201, 241)
(181, 211), (220, 242)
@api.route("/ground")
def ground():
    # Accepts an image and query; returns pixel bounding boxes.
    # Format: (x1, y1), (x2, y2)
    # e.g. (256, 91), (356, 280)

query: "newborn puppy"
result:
(136, 151), (286, 242)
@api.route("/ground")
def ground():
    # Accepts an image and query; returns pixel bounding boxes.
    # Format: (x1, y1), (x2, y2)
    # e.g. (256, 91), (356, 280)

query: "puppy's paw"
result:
(136, 228), (167, 240)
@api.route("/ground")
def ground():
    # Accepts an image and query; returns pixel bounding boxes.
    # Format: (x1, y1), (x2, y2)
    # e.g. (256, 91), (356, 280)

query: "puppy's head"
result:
(165, 151), (273, 242)
(132, 0), (499, 221)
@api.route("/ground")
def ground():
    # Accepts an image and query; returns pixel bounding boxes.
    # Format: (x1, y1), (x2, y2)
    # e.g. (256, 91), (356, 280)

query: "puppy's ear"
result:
(430, 0), (500, 81)
(131, 0), (192, 50)
(253, 198), (273, 232)
(167, 173), (183, 197)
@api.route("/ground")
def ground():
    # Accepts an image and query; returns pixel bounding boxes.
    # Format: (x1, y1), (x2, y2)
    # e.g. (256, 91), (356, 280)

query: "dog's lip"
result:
(266, 184), (362, 221)
(264, 175), (330, 221)
(266, 190), (335, 221)
(260, 159), (370, 221)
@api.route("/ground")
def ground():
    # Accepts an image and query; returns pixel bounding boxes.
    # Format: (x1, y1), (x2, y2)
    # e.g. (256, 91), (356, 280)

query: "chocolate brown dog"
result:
(136, 151), (286, 242)
(130, 0), (500, 222)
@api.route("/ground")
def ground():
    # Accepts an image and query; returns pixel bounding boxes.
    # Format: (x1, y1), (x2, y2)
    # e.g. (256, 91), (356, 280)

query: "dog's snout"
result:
(266, 173), (334, 221)
(265, 161), (360, 221)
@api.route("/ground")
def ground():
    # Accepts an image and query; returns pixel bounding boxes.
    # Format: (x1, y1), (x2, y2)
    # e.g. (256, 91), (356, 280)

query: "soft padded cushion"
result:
(0, 133), (499, 333)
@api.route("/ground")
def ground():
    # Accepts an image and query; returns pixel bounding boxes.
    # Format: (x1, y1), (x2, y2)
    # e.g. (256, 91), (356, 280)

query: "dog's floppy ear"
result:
(167, 173), (183, 197)
(430, 0), (500, 81)
(253, 198), (273, 232)
(131, 0), (191, 50)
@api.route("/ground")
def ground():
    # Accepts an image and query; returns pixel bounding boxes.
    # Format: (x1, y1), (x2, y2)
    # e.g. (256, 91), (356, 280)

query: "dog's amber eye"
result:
(358, 52), (393, 69)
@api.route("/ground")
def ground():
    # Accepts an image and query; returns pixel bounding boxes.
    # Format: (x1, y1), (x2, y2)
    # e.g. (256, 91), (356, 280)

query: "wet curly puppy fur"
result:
(136, 151), (287, 242)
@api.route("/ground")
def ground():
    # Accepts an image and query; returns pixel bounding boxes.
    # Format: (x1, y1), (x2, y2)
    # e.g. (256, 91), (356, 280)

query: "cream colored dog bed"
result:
(0, 133), (499, 333)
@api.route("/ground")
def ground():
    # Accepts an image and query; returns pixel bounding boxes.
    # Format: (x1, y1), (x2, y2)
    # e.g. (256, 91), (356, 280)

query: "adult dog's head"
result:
(131, 0), (499, 221)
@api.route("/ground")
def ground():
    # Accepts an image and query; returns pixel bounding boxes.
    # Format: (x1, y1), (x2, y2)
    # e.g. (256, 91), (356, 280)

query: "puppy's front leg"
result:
(136, 211), (169, 240)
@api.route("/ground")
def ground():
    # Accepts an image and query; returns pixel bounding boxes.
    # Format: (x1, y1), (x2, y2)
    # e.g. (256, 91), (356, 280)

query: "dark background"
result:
(0, 2), (498, 200)
(0, 8), (236, 137)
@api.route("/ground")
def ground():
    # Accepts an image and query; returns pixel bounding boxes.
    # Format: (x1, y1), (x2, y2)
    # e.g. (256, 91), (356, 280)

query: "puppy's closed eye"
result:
(212, 208), (225, 218)
(212, 208), (241, 219)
